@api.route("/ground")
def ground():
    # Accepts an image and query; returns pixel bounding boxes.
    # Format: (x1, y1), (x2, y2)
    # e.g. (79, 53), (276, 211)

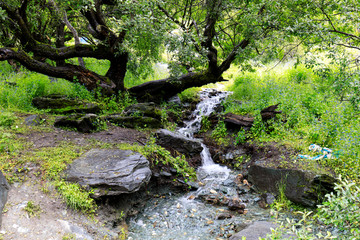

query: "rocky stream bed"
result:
(0, 89), (338, 239)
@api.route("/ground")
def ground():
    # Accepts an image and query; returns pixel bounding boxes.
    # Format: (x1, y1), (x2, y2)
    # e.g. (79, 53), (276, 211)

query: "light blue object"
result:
(298, 144), (334, 160)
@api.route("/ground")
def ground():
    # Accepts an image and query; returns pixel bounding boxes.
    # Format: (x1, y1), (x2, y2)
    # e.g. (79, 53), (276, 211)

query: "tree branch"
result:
(218, 39), (250, 73)
(0, 47), (115, 92)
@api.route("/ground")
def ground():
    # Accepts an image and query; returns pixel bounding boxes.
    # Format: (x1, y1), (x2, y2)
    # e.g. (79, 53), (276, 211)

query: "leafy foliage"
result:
(317, 176), (360, 238)
(226, 62), (360, 181)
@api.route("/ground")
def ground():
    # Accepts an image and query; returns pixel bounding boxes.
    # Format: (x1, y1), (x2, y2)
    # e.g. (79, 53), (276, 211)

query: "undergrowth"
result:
(226, 63), (360, 181)
(142, 137), (196, 181)
(265, 176), (360, 239)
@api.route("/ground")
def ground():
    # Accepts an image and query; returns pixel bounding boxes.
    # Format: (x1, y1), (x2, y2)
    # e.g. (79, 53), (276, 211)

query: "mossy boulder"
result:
(32, 95), (101, 114)
(24, 115), (44, 126)
(105, 115), (162, 129)
(123, 102), (162, 119)
(54, 113), (100, 133)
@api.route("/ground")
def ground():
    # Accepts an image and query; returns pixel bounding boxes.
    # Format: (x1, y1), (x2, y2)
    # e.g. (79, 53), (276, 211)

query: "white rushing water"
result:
(179, 88), (231, 182)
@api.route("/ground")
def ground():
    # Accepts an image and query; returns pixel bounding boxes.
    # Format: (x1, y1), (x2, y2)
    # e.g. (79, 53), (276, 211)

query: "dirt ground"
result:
(1, 122), (149, 240)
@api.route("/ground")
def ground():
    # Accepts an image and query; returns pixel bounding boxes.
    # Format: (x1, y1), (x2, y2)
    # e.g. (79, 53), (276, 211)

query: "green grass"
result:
(226, 63), (360, 181)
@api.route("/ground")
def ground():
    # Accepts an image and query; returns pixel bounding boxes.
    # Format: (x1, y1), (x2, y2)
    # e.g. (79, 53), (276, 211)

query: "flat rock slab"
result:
(230, 221), (277, 240)
(65, 149), (151, 198)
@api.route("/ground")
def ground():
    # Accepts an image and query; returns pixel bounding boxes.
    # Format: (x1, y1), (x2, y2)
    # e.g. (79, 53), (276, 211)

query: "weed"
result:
(62, 233), (77, 240)
(211, 121), (229, 145)
(55, 180), (97, 214)
(23, 201), (42, 218)
(200, 116), (211, 133)
(234, 129), (247, 145)
(270, 177), (292, 219)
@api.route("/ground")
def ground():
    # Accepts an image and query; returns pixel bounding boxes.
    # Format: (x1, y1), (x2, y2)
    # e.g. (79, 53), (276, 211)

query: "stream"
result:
(127, 89), (271, 240)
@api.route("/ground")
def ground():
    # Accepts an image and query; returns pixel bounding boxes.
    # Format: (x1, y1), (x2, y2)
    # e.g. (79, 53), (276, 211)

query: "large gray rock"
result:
(65, 149), (151, 198)
(229, 221), (278, 240)
(248, 162), (336, 207)
(155, 129), (203, 157)
(0, 171), (10, 227)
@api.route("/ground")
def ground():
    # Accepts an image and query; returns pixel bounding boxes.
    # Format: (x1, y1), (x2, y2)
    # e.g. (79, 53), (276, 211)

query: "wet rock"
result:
(216, 213), (232, 220)
(229, 221), (278, 240)
(24, 115), (44, 126)
(248, 163), (337, 207)
(160, 171), (172, 177)
(65, 149), (151, 198)
(0, 171), (10, 227)
(223, 179), (236, 188)
(155, 129), (203, 157)
(262, 193), (275, 205)
(32, 95), (101, 114)
(186, 181), (200, 190)
(227, 198), (246, 212)
(105, 115), (162, 129)
(54, 113), (99, 133)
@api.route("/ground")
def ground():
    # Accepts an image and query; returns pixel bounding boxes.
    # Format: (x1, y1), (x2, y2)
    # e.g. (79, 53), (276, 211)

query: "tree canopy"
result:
(0, 0), (358, 101)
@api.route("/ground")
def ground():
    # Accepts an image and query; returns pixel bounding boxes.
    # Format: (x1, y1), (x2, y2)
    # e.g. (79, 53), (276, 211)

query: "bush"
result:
(317, 176), (360, 238)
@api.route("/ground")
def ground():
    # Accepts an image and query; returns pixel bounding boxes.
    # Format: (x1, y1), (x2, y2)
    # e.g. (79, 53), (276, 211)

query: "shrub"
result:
(317, 176), (360, 238)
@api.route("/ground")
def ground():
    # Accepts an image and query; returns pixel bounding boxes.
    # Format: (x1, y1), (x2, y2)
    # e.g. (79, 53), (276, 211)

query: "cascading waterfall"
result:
(179, 89), (231, 181)
(127, 89), (270, 240)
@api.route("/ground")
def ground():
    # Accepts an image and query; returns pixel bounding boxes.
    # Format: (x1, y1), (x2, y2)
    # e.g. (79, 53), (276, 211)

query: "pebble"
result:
(210, 189), (218, 194)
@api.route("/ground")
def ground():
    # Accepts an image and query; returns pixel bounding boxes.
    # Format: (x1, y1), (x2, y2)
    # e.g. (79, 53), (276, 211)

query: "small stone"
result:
(210, 189), (218, 194)
(160, 171), (172, 177)
(188, 195), (195, 200)
(228, 198), (246, 211)
(243, 179), (249, 186)
(198, 181), (205, 186)
(254, 197), (261, 202)
(176, 203), (181, 209)
(216, 213), (232, 220)
(207, 220), (214, 224)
